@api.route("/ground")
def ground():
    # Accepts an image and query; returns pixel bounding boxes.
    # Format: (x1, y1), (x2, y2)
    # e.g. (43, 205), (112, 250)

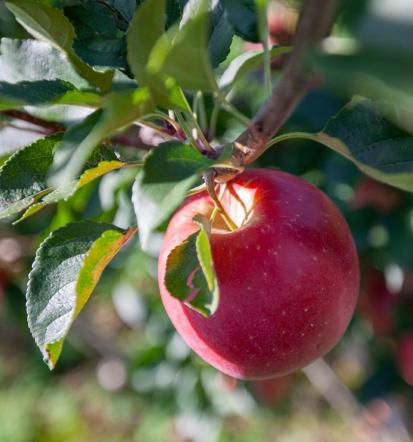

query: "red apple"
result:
(397, 333), (413, 386)
(158, 169), (359, 380)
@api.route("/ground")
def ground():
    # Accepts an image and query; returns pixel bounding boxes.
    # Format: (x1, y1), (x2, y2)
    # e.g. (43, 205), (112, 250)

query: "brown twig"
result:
(1, 110), (174, 150)
(232, 0), (338, 168)
(1, 110), (66, 133)
(0, 121), (51, 136)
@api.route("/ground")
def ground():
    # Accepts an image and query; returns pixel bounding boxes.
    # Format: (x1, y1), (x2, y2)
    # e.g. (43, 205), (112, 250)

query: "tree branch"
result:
(1, 110), (66, 133)
(232, 0), (339, 167)
(1, 110), (173, 150)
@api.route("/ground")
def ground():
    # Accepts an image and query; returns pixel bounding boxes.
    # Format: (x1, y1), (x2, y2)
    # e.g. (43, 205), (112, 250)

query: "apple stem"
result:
(204, 171), (238, 231)
(210, 206), (219, 223)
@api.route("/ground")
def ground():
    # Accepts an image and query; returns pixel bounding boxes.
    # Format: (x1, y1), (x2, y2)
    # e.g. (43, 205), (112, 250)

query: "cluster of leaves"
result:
(0, 0), (275, 368)
(2, 0), (413, 370)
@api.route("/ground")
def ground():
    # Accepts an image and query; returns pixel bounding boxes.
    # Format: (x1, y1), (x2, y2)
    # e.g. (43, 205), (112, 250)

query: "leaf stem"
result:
(215, 91), (250, 126)
(187, 111), (215, 153)
(175, 110), (196, 144)
(263, 131), (319, 152)
(262, 39), (272, 98)
(208, 100), (221, 141)
(258, 0), (272, 97)
(196, 91), (208, 134)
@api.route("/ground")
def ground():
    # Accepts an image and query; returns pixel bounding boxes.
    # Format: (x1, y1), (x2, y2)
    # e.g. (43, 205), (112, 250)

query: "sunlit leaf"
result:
(164, 214), (219, 316)
(27, 221), (136, 368)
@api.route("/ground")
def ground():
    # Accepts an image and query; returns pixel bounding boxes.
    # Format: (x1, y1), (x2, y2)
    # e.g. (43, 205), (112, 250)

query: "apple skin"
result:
(158, 169), (359, 380)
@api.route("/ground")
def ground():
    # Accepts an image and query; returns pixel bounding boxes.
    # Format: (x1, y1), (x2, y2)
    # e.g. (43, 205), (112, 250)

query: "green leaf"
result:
(224, 0), (259, 43)
(0, 79), (101, 110)
(49, 88), (153, 187)
(5, 0), (113, 91)
(104, 0), (136, 22)
(127, 0), (188, 109)
(273, 98), (413, 193)
(6, 0), (76, 50)
(194, 215), (215, 292)
(0, 134), (62, 219)
(255, 0), (268, 41)
(208, 1), (234, 68)
(147, 0), (218, 92)
(0, 128), (134, 221)
(164, 214), (219, 316)
(0, 38), (89, 89)
(127, 0), (165, 80)
(219, 45), (291, 89)
(27, 221), (136, 368)
(317, 98), (413, 192)
(0, 80), (72, 109)
(16, 159), (137, 223)
(73, 37), (128, 70)
(64, 2), (128, 69)
(132, 140), (214, 250)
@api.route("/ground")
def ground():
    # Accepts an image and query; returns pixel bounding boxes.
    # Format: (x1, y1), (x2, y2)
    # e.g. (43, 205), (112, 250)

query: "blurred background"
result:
(1, 0), (413, 440)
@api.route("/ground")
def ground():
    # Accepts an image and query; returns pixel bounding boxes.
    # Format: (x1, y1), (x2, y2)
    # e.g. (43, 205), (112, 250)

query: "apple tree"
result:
(1, 0), (413, 389)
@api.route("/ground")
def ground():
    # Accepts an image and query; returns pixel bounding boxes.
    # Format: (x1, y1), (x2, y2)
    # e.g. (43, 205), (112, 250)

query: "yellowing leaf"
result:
(27, 221), (137, 369)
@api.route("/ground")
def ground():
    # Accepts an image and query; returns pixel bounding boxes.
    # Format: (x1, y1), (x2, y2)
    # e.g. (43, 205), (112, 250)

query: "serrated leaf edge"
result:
(26, 221), (136, 369)
(0, 133), (62, 219)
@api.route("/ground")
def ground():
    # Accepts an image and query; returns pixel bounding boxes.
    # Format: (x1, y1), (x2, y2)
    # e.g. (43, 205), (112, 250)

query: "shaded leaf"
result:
(224, 0), (259, 43)
(0, 79), (101, 110)
(166, 0), (188, 27)
(65, 2), (128, 69)
(276, 98), (413, 193)
(208, 1), (234, 68)
(74, 37), (127, 70)
(104, 0), (136, 22)
(49, 88), (153, 186)
(27, 221), (136, 368)
(317, 98), (413, 192)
